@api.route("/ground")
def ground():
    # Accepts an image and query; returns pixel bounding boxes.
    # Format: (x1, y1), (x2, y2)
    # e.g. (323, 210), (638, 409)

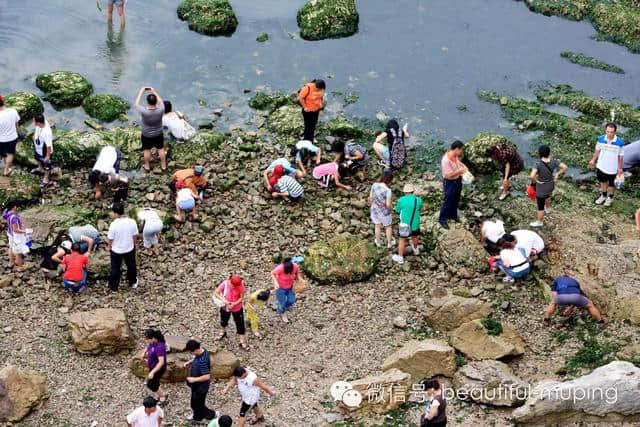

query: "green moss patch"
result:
(170, 130), (225, 166)
(82, 94), (130, 122)
(256, 32), (269, 42)
(326, 117), (365, 139)
(0, 171), (40, 207)
(177, 0), (238, 36)
(560, 51), (625, 74)
(522, 0), (593, 20)
(35, 71), (93, 108)
(463, 132), (518, 174)
(297, 0), (359, 41)
(4, 92), (44, 123)
(480, 318), (503, 336)
(248, 91), (296, 113)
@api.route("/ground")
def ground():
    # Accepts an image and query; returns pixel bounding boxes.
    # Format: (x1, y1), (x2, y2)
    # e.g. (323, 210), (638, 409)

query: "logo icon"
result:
(330, 381), (362, 408)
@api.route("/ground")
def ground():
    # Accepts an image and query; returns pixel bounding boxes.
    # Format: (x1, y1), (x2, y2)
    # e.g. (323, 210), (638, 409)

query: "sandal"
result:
(249, 415), (265, 425)
(142, 166), (151, 173)
(215, 331), (227, 341)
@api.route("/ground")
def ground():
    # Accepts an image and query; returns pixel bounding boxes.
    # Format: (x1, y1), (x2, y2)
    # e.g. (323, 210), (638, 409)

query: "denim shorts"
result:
(178, 198), (195, 212)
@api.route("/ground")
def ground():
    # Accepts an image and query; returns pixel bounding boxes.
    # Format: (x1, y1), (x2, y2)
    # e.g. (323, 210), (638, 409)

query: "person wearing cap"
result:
(263, 158), (303, 189)
(392, 184), (423, 264)
(41, 238), (72, 280)
(214, 275), (248, 350)
(0, 94), (21, 176)
(175, 185), (199, 223)
(126, 396), (164, 427)
(88, 146), (128, 201)
(439, 140), (468, 229)
(170, 166), (207, 199)
(61, 242), (89, 293)
(298, 79), (326, 142)
(264, 164), (285, 193)
(31, 113), (54, 188)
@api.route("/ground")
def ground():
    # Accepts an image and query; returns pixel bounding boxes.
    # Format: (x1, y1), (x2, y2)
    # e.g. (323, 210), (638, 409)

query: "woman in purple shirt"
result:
(144, 329), (167, 403)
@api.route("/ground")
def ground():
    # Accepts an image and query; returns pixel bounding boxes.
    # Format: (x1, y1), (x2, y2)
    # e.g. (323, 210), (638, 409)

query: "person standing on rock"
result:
(126, 396), (164, 427)
(88, 145), (128, 201)
(144, 329), (167, 404)
(0, 94), (21, 176)
(543, 275), (604, 327)
(2, 199), (29, 270)
(485, 143), (524, 200)
(298, 79), (325, 142)
(107, 201), (139, 291)
(246, 289), (270, 339)
(31, 113), (54, 188)
(369, 170), (395, 249)
(529, 145), (567, 227)
(214, 275), (249, 350)
(588, 122), (624, 207)
(271, 258), (299, 323)
(183, 339), (217, 423)
(420, 378), (447, 427)
(392, 184), (423, 264)
(61, 242), (89, 293)
(222, 366), (277, 427)
(438, 140), (468, 229)
(135, 86), (166, 173)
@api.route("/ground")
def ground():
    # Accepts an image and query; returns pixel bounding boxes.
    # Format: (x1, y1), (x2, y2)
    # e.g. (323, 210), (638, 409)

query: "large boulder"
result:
(19, 205), (95, 249)
(381, 339), (456, 379)
(513, 361), (640, 424)
(68, 308), (134, 355)
(462, 132), (517, 175)
(303, 234), (381, 284)
(297, 0), (359, 41)
(82, 94), (130, 122)
(35, 71), (93, 108)
(0, 365), (48, 422)
(266, 105), (304, 139)
(340, 368), (411, 415)
(177, 0), (238, 36)
(326, 118), (366, 139)
(4, 92), (44, 123)
(453, 360), (529, 407)
(424, 295), (492, 331)
(434, 225), (488, 272)
(0, 172), (40, 207)
(450, 319), (525, 360)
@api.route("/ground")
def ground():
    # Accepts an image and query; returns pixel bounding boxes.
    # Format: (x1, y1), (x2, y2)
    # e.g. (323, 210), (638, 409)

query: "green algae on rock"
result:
(297, 0), (359, 41)
(591, 0), (640, 53)
(4, 92), (44, 123)
(463, 133), (517, 175)
(256, 32), (269, 42)
(82, 94), (130, 122)
(326, 117), (366, 139)
(303, 234), (381, 284)
(0, 171), (40, 207)
(267, 105), (304, 139)
(560, 51), (625, 74)
(170, 129), (225, 167)
(248, 91), (296, 113)
(177, 0), (238, 36)
(35, 71), (93, 108)
(20, 205), (95, 248)
(521, 0), (592, 20)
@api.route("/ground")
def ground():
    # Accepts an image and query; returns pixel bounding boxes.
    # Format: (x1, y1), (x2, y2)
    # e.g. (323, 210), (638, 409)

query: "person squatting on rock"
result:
(297, 79), (325, 142)
(2, 199), (29, 270)
(543, 275), (604, 327)
(163, 100), (196, 141)
(126, 396), (164, 427)
(588, 122), (624, 207)
(290, 139), (321, 177)
(61, 242), (89, 293)
(88, 145), (129, 202)
(175, 185), (200, 223)
(485, 142), (524, 201)
(135, 86), (166, 172)
(170, 166), (207, 199)
(32, 113), (54, 188)
(369, 170), (395, 249)
(41, 238), (71, 280)
(392, 184), (423, 265)
(489, 234), (531, 283)
(529, 145), (567, 227)
(183, 339), (217, 423)
(336, 140), (369, 181)
(312, 160), (352, 191)
(143, 329), (167, 404)
(0, 94), (20, 176)
(214, 275), (249, 350)
(67, 224), (101, 254)
(263, 158), (303, 193)
(222, 366), (277, 427)
(271, 257), (299, 323)
(439, 140), (468, 229)
(107, 201), (139, 291)
(373, 119), (409, 170)
(271, 173), (304, 202)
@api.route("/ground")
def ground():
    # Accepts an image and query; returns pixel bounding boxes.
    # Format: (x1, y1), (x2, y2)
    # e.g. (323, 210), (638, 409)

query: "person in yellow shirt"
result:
(246, 289), (271, 338)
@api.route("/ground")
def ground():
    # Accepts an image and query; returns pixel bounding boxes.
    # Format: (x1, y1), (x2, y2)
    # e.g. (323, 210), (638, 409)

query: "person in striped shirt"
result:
(272, 175), (303, 202)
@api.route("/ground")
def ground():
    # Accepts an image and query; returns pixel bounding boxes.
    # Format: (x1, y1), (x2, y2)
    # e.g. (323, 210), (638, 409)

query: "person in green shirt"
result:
(207, 414), (233, 427)
(392, 184), (423, 264)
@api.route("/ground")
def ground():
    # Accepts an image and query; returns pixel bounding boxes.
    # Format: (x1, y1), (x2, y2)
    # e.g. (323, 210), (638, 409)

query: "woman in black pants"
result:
(214, 275), (249, 350)
(144, 329), (167, 404)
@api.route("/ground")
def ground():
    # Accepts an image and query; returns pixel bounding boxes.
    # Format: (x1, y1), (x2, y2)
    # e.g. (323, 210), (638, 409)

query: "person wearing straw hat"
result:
(392, 183), (423, 264)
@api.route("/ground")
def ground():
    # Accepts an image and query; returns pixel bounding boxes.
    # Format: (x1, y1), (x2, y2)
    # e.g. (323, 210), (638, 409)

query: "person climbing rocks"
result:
(246, 289), (271, 339)
(170, 166), (207, 199)
(32, 113), (54, 188)
(392, 184), (423, 264)
(291, 139), (321, 177)
(438, 140), (468, 229)
(2, 199), (29, 270)
(88, 146), (129, 202)
(61, 242), (89, 293)
(489, 234), (531, 283)
(529, 145), (567, 227)
(143, 329), (167, 404)
(135, 86), (166, 172)
(298, 79), (325, 142)
(183, 339), (217, 423)
(271, 258), (299, 323)
(0, 94), (21, 176)
(485, 143), (524, 200)
(126, 396), (164, 427)
(214, 275), (249, 351)
(369, 170), (395, 249)
(543, 275), (604, 327)
(588, 122), (624, 207)
(222, 366), (277, 427)
(175, 185), (199, 223)
(373, 120), (409, 170)
(107, 201), (139, 291)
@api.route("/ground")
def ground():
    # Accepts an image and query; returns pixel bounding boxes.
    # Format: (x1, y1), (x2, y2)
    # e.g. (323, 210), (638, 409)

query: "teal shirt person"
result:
(395, 193), (423, 231)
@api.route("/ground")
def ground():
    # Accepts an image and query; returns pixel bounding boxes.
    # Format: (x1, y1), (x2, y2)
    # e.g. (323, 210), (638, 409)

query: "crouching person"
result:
(61, 242), (89, 293)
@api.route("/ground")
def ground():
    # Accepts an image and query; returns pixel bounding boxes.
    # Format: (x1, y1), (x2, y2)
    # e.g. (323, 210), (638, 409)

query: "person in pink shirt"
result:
(438, 140), (468, 229)
(214, 275), (248, 350)
(312, 161), (352, 190)
(271, 258), (299, 323)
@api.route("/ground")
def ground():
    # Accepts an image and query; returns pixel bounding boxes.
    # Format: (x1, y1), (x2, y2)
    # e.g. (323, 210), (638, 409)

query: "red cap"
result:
(0, 95), (3, 102)
(230, 275), (243, 286)
(274, 165), (284, 175)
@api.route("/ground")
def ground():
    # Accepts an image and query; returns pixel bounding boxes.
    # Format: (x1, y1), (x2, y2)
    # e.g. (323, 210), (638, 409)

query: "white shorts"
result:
(142, 219), (163, 248)
(8, 233), (29, 256)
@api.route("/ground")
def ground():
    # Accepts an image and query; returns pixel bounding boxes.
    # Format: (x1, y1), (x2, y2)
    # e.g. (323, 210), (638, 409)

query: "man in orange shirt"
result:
(297, 79), (326, 142)
(170, 166), (207, 199)
(439, 140), (468, 229)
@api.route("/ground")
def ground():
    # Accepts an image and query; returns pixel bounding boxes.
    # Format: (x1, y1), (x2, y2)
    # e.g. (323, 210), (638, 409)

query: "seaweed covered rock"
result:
(82, 94), (130, 122)
(0, 172), (40, 207)
(35, 71), (93, 108)
(560, 52), (625, 74)
(591, 1), (640, 53)
(170, 129), (225, 166)
(326, 117), (365, 139)
(521, 0), (592, 21)
(463, 133), (517, 175)
(19, 205), (95, 249)
(303, 234), (381, 284)
(3, 92), (44, 123)
(177, 0), (238, 36)
(297, 0), (359, 41)
(248, 91), (296, 113)
(267, 105), (304, 139)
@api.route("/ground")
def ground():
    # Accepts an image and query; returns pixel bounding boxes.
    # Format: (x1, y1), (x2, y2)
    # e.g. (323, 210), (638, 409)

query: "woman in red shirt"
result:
(214, 275), (248, 350)
(61, 242), (89, 293)
(271, 258), (299, 323)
